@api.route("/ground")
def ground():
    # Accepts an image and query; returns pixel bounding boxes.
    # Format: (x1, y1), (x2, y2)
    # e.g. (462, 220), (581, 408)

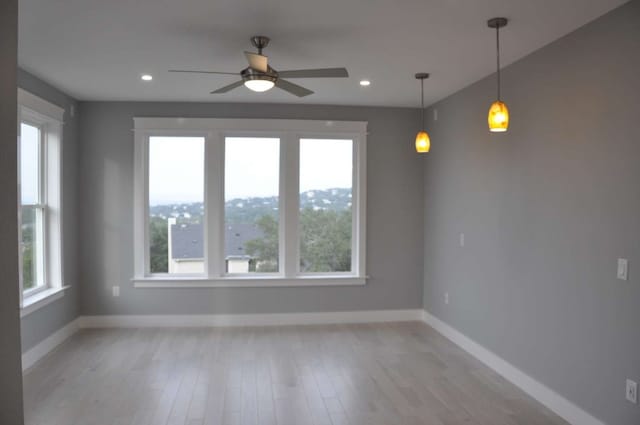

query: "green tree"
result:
(22, 244), (34, 289)
(21, 207), (35, 289)
(245, 208), (352, 273)
(245, 214), (279, 272)
(149, 217), (168, 273)
(299, 208), (352, 272)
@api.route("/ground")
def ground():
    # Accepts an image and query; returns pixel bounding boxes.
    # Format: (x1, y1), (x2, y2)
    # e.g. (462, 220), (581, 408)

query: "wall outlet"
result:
(433, 109), (438, 121)
(617, 258), (628, 281)
(444, 292), (449, 305)
(459, 233), (465, 247)
(627, 379), (638, 404)
(112, 286), (120, 297)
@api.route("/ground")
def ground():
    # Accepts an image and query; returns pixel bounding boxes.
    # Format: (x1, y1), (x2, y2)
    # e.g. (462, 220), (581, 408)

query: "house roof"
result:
(170, 223), (203, 260)
(171, 222), (263, 260)
(224, 223), (263, 260)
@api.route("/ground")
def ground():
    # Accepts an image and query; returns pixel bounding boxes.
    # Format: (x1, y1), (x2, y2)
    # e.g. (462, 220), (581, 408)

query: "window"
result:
(148, 136), (205, 275)
(18, 89), (65, 312)
(224, 137), (280, 274)
(133, 118), (367, 287)
(20, 123), (46, 292)
(299, 139), (353, 273)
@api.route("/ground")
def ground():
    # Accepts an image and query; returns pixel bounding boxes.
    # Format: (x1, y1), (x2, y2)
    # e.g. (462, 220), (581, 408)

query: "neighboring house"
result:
(168, 218), (263, 273)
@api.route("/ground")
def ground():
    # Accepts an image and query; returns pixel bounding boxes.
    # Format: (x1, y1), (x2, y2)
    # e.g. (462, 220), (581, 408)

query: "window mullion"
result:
(36, 205), (47, 288)
(38, 123), (47, 288)
(281, 133), (299, 278)
(205, 132), (225, 277)
(354, 135), (367, 277)
(133, 131), (148, 278)
(17, 112), (24, 302)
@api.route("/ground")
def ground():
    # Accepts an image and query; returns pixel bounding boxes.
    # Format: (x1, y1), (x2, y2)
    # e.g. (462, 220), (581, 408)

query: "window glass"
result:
(299, 139), (353, 273)
(20, 123), (40, 205)
(20, 122), (45, 291)
(224, 137), (280, 273)
(20, 206), (44, 291)
(148, 137), (205, 274)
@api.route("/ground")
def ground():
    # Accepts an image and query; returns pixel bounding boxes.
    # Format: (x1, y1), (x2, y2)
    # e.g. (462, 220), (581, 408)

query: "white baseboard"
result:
(78, 309), (424, 328)
(422, 310), (606, 425)
(22, 318), (80, 372)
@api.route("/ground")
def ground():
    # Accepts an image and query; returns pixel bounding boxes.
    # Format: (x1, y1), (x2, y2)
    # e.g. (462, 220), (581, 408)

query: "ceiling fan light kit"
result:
(415, 73), (431, 154)
(488, 17), (510, 132)
(244, 79), (275, 92)
(241, 67), (277, 92)
(170, 35), (349, 97)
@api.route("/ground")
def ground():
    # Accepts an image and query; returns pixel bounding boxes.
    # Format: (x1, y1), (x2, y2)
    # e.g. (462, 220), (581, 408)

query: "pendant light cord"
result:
(421, 78), (425, 129)
(496, 25), (501, 101)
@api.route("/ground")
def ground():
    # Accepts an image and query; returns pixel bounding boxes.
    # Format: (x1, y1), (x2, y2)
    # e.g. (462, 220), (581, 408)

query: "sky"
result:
(20, 123), (40, 205)
(149, 136), (352, 205)
(299, 138), (352, 193)
(225, 137), (279, 201)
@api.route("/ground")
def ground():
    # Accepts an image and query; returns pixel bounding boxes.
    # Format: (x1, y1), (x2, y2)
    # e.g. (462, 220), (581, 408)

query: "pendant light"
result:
(415, 73), (431, 153)
(487, 17), (509, 132)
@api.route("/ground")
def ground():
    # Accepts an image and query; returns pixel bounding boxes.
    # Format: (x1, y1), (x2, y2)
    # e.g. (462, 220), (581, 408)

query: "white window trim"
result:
(18, 89), (66, 312)
(20, 286), (70, 318)
(133, 118), (367, 288)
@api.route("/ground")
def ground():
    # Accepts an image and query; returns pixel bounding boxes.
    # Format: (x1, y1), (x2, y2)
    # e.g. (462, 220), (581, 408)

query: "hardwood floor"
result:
(23, 322), (568, 425)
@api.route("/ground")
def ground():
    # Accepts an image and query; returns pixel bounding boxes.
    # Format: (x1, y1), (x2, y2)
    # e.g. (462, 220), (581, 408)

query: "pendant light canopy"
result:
(487, 17), (509, 132)
(415, 73), (431, 153)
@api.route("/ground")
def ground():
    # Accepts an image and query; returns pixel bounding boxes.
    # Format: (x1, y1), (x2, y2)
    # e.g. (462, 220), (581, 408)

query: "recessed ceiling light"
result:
(359, 80), (371, 87)
(141, 74), (153, 81)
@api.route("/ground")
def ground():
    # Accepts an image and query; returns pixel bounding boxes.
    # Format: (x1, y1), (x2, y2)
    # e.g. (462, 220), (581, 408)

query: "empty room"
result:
(1, 0), (639, 424)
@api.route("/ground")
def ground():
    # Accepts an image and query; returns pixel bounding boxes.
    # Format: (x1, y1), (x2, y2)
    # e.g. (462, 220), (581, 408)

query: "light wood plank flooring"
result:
(23, 322), (568, 425)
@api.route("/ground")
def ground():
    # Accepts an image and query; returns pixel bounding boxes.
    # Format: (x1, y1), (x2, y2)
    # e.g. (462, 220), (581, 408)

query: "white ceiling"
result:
(18, 0), (627, 107)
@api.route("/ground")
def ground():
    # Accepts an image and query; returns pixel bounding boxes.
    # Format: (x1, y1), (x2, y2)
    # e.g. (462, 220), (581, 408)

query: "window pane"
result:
(148, 137), (205, 274)
(20, 123), (40, 205)
(299, 139), (353, 273)
(21, 206), (44, 291)
(225, 137), (280, 274)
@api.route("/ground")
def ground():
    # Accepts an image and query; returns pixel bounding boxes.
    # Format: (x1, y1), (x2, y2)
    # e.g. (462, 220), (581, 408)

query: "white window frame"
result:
(133, 118), (367, 288)
(20, 120), (46, 297)
(18, 89), (68, 316)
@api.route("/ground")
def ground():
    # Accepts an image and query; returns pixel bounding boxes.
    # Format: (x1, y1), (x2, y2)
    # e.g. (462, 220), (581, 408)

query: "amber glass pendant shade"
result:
(415, 130), (431, 153)
(488, 100), (509, 132)
(414, 73), (431, 153)
(487, 18), (509, 133)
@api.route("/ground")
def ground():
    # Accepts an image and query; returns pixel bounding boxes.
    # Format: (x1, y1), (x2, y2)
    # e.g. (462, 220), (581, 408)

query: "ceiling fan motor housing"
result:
(241, 66), (278, 84)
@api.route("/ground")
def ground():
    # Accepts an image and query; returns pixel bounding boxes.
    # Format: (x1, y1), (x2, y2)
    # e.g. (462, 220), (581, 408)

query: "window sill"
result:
(20, 286), (70, 318)
(132, 276), (367, 288)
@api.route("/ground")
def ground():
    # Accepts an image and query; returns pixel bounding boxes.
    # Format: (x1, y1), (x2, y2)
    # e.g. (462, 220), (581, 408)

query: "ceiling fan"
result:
(169, 36), (349, 97)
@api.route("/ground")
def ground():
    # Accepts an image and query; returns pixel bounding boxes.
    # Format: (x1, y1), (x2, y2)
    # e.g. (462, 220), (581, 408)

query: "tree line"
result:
(149, 208), (352, 274)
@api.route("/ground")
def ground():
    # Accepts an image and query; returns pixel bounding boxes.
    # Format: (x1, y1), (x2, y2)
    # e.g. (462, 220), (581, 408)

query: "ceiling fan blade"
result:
(275, 79), (314, 97)
(277, 68), (349, 78)
(169, 70), (239, 75)
(210, 80), (245, 94)
(244, 51), (268, 72)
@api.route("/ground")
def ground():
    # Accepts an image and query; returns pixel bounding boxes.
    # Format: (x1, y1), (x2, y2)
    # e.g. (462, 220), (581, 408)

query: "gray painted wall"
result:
(18, 70), (81, 353)
(78, 102), (424, 315)
(422, 2), (640, 425)
(0, 0), (24, 423)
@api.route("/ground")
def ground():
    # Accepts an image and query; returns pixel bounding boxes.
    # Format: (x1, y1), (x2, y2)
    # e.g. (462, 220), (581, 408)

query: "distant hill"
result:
(150, 188), (352, 224)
